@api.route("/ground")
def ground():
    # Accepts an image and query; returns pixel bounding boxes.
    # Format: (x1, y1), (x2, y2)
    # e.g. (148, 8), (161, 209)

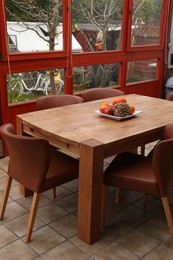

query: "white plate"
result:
(95, 110), (142, 121)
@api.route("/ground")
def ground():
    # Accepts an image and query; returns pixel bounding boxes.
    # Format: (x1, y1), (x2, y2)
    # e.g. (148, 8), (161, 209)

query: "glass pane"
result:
(73, 63), (119, 92)
(6, 0), (63, 53)
(131, 0), (163, 47)
(168, 17), (173, 68)
(126, 59), (157, 83)
(72, 0), (123, 52)
(7, 69), (64, 104)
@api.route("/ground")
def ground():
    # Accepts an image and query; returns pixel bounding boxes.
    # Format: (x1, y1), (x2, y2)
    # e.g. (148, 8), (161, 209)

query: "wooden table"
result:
(16, 94), (173, 244)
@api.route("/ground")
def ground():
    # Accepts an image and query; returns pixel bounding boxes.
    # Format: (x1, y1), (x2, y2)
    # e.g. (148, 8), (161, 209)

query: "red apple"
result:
(99, 105), (108, 114)
(104, 105), (114, 115)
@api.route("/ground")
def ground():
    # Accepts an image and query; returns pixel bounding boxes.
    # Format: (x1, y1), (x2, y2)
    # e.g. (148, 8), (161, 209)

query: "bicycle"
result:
(41, 70), (64, 95)
(9, 72), (39, 98)
(8, 70), (64, 97)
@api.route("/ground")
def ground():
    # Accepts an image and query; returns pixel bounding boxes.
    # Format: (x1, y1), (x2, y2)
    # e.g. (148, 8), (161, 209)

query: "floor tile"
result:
(0, 225), (17, 247)
(43, 186), (71, 201)
(1, 201), (27, 222)
(42, 240), (89, 260)
(61, 179), (78, 192)
(5, 213), (45, 238)
(70, 235), (111, 256)
(0, 240), (37, 259)
(37, 203), (68, 224)
(118, 229), (161, 257)
(50, 213), (77, 238)
(137, 217), (170, 241)
(55, 193), (78, 213)
(17, 194), (50, 211)
(142, 244), (173, 260)
(101, 217), (133, 242)
(92, 242), (139, 260)
(115, 204), (152, 227)
(27, 226), (65, 254)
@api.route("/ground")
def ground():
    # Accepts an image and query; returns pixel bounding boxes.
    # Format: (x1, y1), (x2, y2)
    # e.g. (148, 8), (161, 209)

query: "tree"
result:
(72, 0), (122, 88)
(6, 0), (62, 94)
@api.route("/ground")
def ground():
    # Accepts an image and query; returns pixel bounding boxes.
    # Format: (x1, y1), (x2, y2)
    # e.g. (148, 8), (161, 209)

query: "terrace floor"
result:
(0, 141), (173, 259)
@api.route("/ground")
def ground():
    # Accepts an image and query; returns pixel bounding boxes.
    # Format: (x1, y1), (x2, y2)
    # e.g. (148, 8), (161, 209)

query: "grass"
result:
(8, 88), (85, 104)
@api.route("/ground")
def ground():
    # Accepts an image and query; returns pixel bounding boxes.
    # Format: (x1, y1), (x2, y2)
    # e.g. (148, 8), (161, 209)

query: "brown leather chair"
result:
(36, 94), (83, 110)
(166, 92), (173, 101)
(0, 123), (79, 242)
(102, 123), (173, 239)
(80, 88), (124, 102)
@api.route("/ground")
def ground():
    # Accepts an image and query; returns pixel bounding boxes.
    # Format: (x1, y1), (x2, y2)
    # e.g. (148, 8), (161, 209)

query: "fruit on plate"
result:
(113, 102), (131, 117)
(98, 98), (136, 117)
(112, 97), (127, 105)
(100, 101), (110, 107)
(130, 105), (135, 115)
(99, 104), (108, 114)
(99, 104), (114, 115)
(104, 105), (114, 115)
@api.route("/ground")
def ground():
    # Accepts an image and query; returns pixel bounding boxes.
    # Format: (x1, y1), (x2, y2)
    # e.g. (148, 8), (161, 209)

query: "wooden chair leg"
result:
(115, 187), (120, 203)
(0, 175), (13, 220)
(101, 185), (108, 229)
(141, 145), (145, 156)
(52, 187), (56, 198)
(26, 192), (40, 243)
(162, 197), (173, 240)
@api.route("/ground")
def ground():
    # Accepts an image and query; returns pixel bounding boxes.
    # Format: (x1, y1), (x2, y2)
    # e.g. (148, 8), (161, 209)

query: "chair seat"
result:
(104, 152), (159, 196)
(42, 148), (79, 192)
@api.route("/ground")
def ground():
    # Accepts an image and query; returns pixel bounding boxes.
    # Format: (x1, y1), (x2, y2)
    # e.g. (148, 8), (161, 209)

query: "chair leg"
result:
(0, 175), (13, 220)
(26, 192), (40, 243)
(141, 145), (145, 156)
(161, 197), (173, 240)
(115, 187), (120, 203)
(52, 187), (56, 198)
(101, 185), (108, 229)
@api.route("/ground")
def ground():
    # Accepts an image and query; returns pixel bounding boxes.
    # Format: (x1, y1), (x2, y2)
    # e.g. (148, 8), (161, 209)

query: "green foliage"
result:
(133, 0), (162, 26)
(6, 0), (59, 22)
(72, 0), (122, 24)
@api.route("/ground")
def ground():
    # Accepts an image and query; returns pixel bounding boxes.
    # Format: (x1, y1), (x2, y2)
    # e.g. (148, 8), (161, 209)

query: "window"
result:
(7, 69), (64, 104)
(73, 63), (119, 91)
(126, 59), (157, 84)
(6, 0), (64, 53)
(0, 0), (169, 108)
(72, 0), (123, 52)
(130, 0), (163, 48)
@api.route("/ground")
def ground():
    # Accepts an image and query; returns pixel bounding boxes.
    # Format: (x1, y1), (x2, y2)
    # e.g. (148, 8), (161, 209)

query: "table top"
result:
(17, 94), (173, 157)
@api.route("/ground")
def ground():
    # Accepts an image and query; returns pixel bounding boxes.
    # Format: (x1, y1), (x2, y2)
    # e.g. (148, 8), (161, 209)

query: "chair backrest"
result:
(0, 123), (51, 192)
(80, 88), (124, 102)
(36, 94), (83, 110)
(163, 123), (173, 140)
(153, 134), (173, 197)
(166, 92), (173, 101)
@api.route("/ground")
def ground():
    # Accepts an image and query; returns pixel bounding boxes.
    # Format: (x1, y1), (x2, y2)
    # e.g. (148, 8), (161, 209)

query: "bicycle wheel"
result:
(10, 82), (22, 98)
(44, 79), (64, 95)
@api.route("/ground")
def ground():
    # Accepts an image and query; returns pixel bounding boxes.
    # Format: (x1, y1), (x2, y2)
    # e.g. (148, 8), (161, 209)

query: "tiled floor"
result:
(0, 142), (173, 259)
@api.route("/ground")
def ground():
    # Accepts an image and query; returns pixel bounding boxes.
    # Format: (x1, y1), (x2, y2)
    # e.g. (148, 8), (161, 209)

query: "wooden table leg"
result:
(78, 139), (104, 244)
